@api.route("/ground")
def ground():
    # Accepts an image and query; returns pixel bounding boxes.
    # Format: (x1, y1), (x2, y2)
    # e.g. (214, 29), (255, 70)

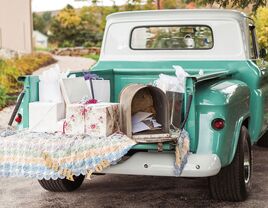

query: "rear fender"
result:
(195, 79), (250, 167)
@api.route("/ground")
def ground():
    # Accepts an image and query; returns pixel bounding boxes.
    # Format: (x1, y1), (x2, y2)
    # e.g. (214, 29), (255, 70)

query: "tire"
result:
(257, 130), (268, 147)
(38, 175), (85, 192)
(208, 126), (252, 201)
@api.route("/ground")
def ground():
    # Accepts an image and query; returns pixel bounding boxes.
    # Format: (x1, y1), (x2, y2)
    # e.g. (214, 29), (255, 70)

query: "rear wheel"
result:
(38, 175), (85, 192)
(208, 126), (252, 201)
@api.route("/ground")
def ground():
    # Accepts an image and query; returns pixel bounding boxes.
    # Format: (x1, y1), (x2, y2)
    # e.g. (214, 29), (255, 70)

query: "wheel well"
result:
(242, 117), (251, 145)
(242, 117), (250, 129)
(227, 116), (251, 168)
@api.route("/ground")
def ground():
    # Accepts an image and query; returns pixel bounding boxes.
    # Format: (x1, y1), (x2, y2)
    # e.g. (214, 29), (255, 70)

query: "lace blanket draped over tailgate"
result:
(0, 131), (136, 180)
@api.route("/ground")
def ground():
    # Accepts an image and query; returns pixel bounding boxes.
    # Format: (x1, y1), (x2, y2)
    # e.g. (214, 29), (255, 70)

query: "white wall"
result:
(0, 0), (33, 53)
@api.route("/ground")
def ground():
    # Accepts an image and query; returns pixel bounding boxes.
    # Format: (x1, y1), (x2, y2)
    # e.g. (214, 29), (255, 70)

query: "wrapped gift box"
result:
(85, 103), (120, 137)
(29, 102), (65, 133)
(57, 119), (66, 133)
(64, 104), (85, 135)
(64, 103), (120, 137)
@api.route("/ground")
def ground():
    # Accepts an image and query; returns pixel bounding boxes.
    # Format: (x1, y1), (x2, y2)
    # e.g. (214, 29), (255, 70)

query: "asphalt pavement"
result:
(0, 145), (267, 208)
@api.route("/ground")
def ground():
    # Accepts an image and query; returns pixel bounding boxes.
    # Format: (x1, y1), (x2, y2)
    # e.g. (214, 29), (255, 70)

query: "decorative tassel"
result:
(174, 129), (190, 176)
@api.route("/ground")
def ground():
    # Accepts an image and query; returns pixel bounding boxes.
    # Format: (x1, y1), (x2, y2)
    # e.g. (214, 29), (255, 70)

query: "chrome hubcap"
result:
(243, 138), (251, 184)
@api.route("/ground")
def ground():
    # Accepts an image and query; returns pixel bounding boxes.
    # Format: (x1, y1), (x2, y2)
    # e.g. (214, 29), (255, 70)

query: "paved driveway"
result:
(0, 145), (267, 208)
(0, 118), (267, 208)
(33, 55), (96, 75)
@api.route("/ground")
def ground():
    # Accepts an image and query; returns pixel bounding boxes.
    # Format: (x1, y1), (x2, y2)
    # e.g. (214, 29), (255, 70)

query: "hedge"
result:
(0, 53), (56, 109)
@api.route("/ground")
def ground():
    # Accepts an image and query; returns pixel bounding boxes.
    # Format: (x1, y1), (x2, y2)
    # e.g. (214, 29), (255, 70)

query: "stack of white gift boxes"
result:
(29, 67), (119, 137)
(29, 66), (66, 133)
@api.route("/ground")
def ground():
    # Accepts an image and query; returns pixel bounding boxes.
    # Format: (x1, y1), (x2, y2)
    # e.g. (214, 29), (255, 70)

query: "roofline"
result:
(106, 9), (247, 22)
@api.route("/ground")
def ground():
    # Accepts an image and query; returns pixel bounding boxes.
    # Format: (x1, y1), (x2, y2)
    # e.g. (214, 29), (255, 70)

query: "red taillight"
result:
(212, 118), (225, 130)
(15, 114), (22, 124)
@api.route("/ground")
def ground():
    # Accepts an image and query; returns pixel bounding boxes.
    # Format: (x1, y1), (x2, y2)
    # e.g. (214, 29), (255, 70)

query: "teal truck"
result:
(16, 10), (268, 201)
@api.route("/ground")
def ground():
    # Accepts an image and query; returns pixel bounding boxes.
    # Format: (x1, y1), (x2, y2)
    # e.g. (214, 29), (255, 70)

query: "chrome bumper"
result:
(103, 152), (221, 177)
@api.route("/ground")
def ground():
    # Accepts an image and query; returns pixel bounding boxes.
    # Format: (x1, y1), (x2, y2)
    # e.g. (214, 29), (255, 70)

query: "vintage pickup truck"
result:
(16, 9), (268, 201)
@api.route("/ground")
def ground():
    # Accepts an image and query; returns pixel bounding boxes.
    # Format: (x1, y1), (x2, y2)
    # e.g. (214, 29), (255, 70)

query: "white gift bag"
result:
(39, 65), (68, 103)
(60, 76), (111, 104)
(154, 65), (189, 93)
(60, 77), (91, 104)
(86, 80), (110, 102)
(39, 81), (62, 103)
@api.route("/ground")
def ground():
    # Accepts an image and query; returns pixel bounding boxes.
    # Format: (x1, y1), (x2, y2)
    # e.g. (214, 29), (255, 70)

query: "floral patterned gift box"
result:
(85, 103), (120, 137)
(64, 103), (120, 137)
(64, 104), (86, 135)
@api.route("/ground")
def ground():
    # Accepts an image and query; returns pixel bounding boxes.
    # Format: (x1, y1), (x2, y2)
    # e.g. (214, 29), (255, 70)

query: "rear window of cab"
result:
(130, 25), (214, 50)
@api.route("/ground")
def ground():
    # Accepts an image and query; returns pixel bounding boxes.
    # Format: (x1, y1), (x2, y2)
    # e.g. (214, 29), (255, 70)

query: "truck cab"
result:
(19, 9), (268, 201)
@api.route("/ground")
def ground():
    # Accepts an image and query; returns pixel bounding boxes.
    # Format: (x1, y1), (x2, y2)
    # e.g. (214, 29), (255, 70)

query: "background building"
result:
(0, 0), (33, 54)
(33, 30), (48, 48)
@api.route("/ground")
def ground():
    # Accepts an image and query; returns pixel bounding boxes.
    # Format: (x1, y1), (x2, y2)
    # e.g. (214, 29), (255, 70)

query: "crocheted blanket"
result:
(0, 129), (190, 179)
(0, 131), (136, 180)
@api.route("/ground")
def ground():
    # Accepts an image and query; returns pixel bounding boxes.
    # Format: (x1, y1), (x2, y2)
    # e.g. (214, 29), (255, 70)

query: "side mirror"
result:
(259, 48), (267, 59)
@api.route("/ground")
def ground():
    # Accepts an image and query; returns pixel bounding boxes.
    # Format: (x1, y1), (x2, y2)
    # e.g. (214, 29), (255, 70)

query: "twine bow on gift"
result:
(107, 106), (120, 133)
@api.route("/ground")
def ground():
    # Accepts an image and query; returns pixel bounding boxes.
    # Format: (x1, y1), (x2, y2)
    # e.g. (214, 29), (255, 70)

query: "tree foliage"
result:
(55, 5), (81, 29)
(195, 0), (267, 11)
(33, 13), (46, 34)
(253, 7), (268, 49)
(50, 5), (83, 47)
(124, 0), (266, 10)
(125, 0), (186, 10)
(34, 0), (267, 48)
(33, 12), (52, 34)
(49, 4), (118, 47)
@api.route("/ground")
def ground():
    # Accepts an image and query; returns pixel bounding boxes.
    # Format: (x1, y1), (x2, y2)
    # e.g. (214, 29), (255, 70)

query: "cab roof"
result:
(106, 9), (247, 23)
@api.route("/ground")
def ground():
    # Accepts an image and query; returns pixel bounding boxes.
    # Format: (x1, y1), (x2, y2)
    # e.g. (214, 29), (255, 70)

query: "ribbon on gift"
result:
(83, 72), (104, 101)
(83, 72), (103, 81)
(107, 105), (120, 133)
(84, 72), (103, 100)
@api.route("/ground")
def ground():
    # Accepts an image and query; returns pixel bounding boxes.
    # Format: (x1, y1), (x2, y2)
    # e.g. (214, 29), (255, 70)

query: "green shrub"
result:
(60, 40), (75, 48)
(84, 54), (100, 61)
(0, 52), (56, 97)
(83, 41), (95, 48)
(12, 53), (56, 75)
(0, 60), (22, 94)
(0, 86), (7, 109)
